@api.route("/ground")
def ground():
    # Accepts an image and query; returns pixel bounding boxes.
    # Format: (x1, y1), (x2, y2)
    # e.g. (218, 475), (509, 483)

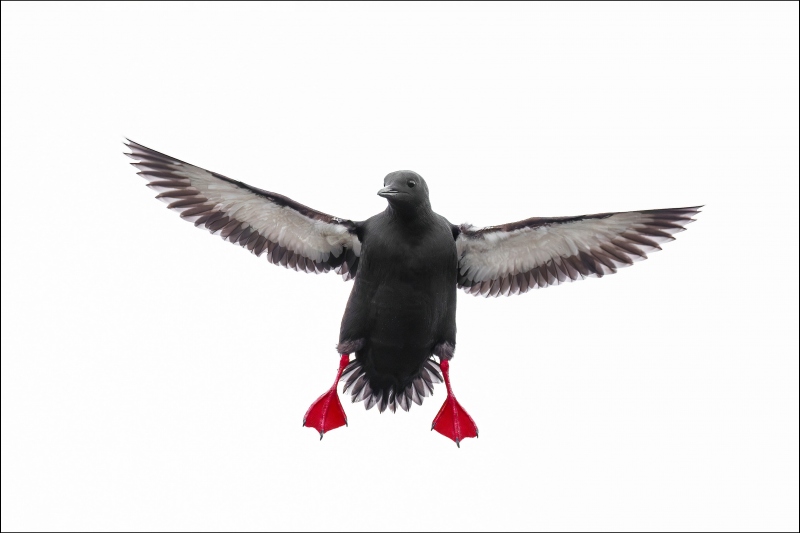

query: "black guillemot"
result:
(126, 140), (700, 447)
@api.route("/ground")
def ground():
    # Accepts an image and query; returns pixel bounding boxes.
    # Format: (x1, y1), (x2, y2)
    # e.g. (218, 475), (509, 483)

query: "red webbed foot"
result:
(303, 354), (350, 439)
(431, 359), (478, 447)
(432, 394), (479, 447)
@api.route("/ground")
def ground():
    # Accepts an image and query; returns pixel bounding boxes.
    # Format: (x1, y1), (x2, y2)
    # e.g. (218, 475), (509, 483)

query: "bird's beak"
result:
(377, 186), (399, 198)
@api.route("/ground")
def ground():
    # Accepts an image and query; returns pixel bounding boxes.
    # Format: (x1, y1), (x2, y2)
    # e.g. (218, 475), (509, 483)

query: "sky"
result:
(2, 2), (798, 532)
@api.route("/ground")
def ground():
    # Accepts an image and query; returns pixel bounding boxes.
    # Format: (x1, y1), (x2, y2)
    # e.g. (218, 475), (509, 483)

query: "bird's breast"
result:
(359, 228), (457, 286)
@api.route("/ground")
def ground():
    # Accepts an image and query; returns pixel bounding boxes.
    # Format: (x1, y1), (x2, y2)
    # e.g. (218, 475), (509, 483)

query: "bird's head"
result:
(378, 170), (431, 213)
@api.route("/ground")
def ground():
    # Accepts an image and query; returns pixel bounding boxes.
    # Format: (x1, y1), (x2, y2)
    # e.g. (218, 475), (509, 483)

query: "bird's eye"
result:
(407, 180), (416, 188)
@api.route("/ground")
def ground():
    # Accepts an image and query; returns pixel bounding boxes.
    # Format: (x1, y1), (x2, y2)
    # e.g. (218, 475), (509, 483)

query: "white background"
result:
(2, 2), (798, 532)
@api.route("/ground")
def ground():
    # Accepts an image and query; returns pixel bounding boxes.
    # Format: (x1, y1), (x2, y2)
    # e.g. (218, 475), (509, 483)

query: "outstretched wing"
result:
(125, 140), (361, 280)
(455, 206), (700, 297)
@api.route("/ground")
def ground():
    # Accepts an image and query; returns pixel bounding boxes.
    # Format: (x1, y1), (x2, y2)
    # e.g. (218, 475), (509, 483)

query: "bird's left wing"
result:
(455, 206), (700, 297)
(126, 140), (361, 280)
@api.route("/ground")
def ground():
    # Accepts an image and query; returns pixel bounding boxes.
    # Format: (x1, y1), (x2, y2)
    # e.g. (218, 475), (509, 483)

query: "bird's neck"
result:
(385, 201), (435, 227)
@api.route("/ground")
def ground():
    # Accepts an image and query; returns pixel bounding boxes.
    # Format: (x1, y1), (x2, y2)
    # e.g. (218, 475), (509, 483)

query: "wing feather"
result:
(456, 206), (700, 296)
(126, 140), (361, 279)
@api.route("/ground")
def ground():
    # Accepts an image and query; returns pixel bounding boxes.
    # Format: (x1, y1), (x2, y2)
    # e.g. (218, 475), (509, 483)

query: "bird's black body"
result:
(341, 195), (457, 397)
(338, 171), (457, 411)
(125, 139), (700, 443)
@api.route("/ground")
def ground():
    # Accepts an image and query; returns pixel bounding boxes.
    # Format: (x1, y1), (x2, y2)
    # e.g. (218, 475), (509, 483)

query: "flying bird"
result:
(125, 140), (700, 447)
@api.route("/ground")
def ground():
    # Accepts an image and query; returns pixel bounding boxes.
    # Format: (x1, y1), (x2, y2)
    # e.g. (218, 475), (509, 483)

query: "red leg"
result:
(431, 359), (479, 447)
(303, 354), (350, 440)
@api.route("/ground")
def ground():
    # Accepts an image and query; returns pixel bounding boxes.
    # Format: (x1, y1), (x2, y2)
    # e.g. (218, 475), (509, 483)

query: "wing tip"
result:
(123, 139), (189, 166)
(123, 137), (139, 152)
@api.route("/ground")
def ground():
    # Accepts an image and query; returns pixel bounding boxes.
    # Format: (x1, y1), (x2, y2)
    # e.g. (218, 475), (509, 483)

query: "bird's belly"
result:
(368, 284), (437, 347)
(364, 291), (436, 381)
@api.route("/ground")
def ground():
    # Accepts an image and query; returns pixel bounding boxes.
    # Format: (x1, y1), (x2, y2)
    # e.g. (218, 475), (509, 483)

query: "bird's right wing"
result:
(126, 140), (361, 280)
(455, 206), (700, 296)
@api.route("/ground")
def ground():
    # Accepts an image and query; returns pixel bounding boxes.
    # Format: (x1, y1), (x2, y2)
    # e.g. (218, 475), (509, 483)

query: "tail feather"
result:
(339, 358), (441, 413)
